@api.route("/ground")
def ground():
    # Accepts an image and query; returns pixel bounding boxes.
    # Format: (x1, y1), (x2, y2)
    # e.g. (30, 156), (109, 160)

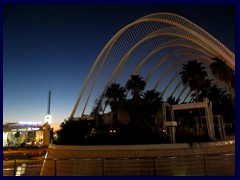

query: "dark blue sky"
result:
(3, 4), (235, 127)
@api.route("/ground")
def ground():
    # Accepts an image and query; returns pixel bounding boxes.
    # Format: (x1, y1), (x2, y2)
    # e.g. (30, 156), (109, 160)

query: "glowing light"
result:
(16, 164), (26, 176)
(3, 132), (8, 140)
(3, 132), (8, 146)
(45, 115), (52, 124)
(19, 121), (43, 125)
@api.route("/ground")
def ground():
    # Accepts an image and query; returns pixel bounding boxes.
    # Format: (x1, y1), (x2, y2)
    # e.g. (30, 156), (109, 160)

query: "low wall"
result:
(3, 147), (47, 160)
(41, 140), (235, 176)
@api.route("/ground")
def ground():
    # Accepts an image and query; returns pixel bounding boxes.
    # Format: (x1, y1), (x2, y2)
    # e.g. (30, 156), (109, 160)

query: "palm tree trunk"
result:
(195, 90), (199, 103)
(102, 99), (108, 116)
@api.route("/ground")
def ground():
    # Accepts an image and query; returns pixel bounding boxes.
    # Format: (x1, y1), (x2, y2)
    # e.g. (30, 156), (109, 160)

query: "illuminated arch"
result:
(70, 12), (235, 119)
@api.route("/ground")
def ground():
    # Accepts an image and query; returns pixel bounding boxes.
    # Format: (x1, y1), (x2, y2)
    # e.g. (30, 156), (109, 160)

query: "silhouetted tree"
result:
(126, 75), (146, 102)
(180, 60), (208, 135)
(180, 60), (207, 102)
(104, 83), (126, 112)
(210, 57), (235, 108)
(167, 95), (180, 105)
(55, 120), (91, 145)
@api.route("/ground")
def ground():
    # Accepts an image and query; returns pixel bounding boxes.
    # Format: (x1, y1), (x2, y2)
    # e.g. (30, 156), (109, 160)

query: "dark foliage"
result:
(55, 64), (235, 145)
(54, 119), (92, 145)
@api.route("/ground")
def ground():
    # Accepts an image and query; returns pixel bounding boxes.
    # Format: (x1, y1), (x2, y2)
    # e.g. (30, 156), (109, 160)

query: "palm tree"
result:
(104, 83), (130, 125)
(180, 60), (207, 102)
(210, 57), (235, 108)
(142, 90), (162, 105)
(203, 84), (232, 117)
(191, 78), (226, 107)
(196, 78), (213, 101)
(104, 83), (126, 112)
(180, 60), (208, 136)
(167, 95), (180, 105)
(125, 75), (146, 103)
(142, 90), (163, 126)
(125, 75), (153, 136)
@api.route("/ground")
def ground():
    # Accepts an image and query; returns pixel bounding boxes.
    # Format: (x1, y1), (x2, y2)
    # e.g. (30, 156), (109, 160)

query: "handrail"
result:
(3, 153), (235, 176)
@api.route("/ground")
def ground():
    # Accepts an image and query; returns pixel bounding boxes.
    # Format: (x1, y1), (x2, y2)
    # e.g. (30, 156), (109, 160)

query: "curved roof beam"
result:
(164, 60), (214, 102)
(140, 13), (234, 68)
(169, 80), (182, 98)
(177, 86), (188, 101)
(133, 38), (214, 75)
(146, 51), (211, 84)
(160, 72), (180, 98)
(70, 12), (234, 118)
(182, 89), (193, 103)
(96, 26), (213, 102)
(154, 54), (215, 96)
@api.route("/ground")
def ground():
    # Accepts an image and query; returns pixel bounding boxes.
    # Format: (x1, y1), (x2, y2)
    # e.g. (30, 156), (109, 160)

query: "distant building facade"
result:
(3, 121), (51, 147)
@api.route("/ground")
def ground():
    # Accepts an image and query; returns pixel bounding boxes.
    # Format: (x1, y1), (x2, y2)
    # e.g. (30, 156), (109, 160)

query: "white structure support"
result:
(70, 12), (235, 119)
(163, 98), (216, 142)
(162, 102), (177, 143)
(203, 98), (215, 140)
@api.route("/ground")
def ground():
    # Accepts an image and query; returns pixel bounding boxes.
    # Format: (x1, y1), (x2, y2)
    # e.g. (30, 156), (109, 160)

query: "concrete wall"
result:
(41, 140), (235, 176)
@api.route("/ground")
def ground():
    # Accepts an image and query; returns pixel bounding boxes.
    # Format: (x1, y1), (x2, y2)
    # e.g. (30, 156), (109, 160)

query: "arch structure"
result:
(70, 12), (235, 119)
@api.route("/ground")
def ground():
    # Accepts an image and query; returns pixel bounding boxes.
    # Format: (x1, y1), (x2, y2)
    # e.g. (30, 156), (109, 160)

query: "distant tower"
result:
(45, 90), (52, 124)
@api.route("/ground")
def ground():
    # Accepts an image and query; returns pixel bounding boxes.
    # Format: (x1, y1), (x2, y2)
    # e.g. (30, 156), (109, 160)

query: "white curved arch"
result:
(133, 38), (214, 76)
(169, 80), (182, 98)
(70, 12), (235, 118)
(152, 53), (213, 91)
(140, 13), (234, 65)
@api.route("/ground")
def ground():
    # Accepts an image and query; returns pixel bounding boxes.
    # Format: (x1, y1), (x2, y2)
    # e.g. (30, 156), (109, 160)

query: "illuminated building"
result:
(3, 121), (51, 147)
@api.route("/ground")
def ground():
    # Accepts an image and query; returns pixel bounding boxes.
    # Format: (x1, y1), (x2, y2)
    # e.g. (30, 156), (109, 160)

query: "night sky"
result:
(3, 3), (235, 128)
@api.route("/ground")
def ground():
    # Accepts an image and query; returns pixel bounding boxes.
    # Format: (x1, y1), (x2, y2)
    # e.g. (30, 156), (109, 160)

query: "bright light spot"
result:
(15, 164), (26, 176)
(3, 132), (8, 140)
(45, 115), (52, 124)
(19, 121), (43, 125)
(3, 132), (8, 146)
